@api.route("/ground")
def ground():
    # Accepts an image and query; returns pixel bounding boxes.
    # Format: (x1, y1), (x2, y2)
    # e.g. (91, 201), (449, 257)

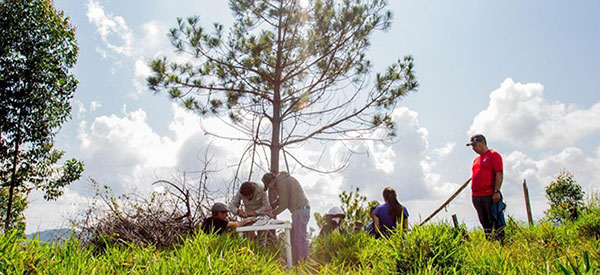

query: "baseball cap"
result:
(466, 134), (486, 146)
(261, 172), (276, 189)
(211, 202), (229, 213)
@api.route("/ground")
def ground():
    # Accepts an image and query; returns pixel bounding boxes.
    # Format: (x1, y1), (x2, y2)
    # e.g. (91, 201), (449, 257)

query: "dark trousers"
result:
(472, 195), (504, 241)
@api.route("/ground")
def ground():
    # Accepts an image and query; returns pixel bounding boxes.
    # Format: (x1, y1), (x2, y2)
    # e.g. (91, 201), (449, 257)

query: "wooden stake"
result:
(523, 179), (533, 225)
(420, 178), (471, 226)
(451, 214), (459, 228)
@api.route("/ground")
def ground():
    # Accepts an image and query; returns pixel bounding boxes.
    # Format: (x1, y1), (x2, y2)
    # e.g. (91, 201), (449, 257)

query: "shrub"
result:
(544, 171), (585, 224)
(574, 193), (600, 240)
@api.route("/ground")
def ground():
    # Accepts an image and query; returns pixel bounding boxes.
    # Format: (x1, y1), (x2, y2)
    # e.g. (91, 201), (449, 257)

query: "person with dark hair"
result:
(466, 134), (505, 241)
(201, 202), (255, 235)
(229, 181), (269, 218)
(363, 205), (378, 236)
(373, 187), (409, 238)
(262, 171), (310, 265)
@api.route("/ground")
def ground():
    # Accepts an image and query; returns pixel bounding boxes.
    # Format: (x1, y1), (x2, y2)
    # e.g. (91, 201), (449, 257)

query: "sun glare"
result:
(298, 0), (309, 9)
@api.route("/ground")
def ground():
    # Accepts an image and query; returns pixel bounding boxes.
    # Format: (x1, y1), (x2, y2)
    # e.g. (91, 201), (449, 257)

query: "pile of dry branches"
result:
(75, 174), (216, 250)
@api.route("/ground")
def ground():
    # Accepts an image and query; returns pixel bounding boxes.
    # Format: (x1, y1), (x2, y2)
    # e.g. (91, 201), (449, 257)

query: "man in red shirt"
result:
(467, 134), (504, 241)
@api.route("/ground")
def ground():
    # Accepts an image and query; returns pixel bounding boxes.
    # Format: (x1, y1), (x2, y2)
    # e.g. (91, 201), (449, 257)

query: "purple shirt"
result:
(374, 203), (409, 237)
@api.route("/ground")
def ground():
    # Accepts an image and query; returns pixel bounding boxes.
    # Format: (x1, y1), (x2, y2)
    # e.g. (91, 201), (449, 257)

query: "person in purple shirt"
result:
(373, 187), (409, 238)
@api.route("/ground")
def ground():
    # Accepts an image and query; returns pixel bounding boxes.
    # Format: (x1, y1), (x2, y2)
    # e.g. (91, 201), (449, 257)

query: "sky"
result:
(23, 0), (600, 234)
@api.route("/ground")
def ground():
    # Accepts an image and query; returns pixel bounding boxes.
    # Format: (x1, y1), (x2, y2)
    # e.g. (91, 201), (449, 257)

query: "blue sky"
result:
(24, 0), (600, 233)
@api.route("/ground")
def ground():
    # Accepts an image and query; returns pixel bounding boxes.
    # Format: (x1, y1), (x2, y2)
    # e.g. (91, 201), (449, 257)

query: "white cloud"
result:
(73, 104), (247, 196)
(432, 142), (455, 158)
(77, 106), (179, 194)
(87, 0), (134, 57)
(74, 100), (86, 118)
(24, 188), (89, 234)
(134, 59), (151, 78)
(469, 78), (600, 148)
(86, 1), (169, 97)
(90, 101), (102, 112)
(141, 21), (164, 52)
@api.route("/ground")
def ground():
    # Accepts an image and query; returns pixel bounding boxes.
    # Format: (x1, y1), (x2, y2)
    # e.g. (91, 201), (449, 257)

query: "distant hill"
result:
(26, 228), (73, 243)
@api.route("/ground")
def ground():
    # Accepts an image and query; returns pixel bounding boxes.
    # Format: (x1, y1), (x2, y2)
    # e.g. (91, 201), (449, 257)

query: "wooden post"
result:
(523, 179), (533, 226)
(420, 178), (471, 226)
(451, 214), (459, 228)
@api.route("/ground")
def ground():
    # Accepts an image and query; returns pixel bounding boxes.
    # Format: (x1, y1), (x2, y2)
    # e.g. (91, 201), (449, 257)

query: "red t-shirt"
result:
(471, 149), (503, 196)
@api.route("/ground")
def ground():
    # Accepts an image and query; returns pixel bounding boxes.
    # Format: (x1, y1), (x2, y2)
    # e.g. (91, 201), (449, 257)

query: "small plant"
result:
(545, 171), (585, 224)
(338, 187), (379, 232)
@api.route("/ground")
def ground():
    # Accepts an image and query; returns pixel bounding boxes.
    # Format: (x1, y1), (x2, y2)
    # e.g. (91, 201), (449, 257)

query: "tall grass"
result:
(2, 195), (599, 274)
(0, 231), (282, 274)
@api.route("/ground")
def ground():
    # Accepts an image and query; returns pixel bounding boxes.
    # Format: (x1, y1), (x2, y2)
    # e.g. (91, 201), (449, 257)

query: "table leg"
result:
(285, 228), (292, 269)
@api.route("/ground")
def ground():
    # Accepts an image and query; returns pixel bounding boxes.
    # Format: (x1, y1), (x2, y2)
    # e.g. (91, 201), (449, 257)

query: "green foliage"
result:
(0, 231), (283, 274)
(2, 194), (599, 274)
(2, 207), (600, 273)
(338, 187), (379, 231)
(557, 251), (594, 275)
(391, 223), (465, 273)
(0, 188), (26, 235)
(573, 193), (600, 239)
(545, 171), (585, 223)
(148, 0), (417, 172)
(0, 0), (83, 232)
(307, 231), (394, 273)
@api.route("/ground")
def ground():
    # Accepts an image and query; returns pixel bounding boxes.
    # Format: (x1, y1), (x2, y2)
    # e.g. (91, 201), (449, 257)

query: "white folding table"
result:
(236, 221), (293, 269)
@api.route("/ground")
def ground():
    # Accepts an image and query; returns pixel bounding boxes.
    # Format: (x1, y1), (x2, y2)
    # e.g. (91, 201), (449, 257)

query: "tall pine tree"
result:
(148, 0), (417, 176)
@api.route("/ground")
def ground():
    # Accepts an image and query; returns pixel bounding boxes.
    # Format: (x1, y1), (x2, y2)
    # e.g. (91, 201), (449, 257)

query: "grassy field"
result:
(2, 203), (599, 274)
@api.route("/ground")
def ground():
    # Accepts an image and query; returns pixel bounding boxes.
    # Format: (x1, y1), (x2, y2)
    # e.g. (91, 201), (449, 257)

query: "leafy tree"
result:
(544, 171), (585, 223)
(147, 0), (417, 175)
(0, 0), (84, 232)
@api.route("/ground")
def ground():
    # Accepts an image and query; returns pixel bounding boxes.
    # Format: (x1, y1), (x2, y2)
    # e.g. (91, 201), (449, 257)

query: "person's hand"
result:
(247, 210), (256, 216)
(237, 209), (247, 218)
(492, 192), (501, 203)
(267, 212), (276, 219)
(243, 217), (256, 225)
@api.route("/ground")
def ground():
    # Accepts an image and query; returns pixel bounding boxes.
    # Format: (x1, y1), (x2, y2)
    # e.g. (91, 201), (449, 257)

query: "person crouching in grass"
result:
(201, 202), (256, 235)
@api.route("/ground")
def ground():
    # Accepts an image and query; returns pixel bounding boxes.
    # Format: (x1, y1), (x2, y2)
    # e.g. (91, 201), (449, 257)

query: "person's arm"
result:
(373, 215), (382, 236)
(254, 190), (270, 215)
(493, 171), (503, 203)
(494, 171), (503, 191)
(227, 217), (256, 228)
(229, 192), (245, 217)
(492, 151), (504, 202)
(268, 188), (279, 209)
(271, 180), (289, 216)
